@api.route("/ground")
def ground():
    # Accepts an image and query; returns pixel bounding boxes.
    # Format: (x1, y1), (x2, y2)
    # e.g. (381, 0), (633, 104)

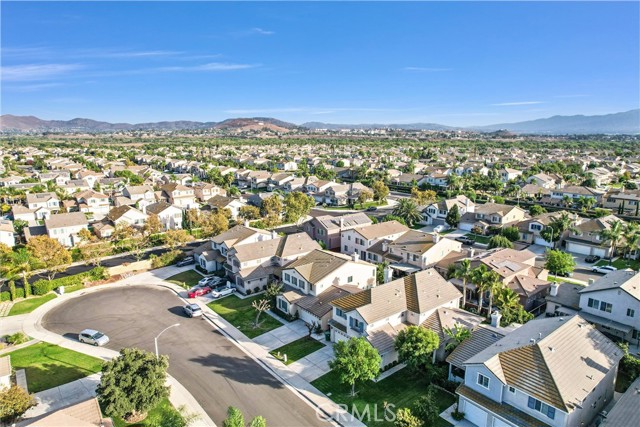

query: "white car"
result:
(183, 303), (203, 318)
(79, 329), (110, 346)
(592, 265), (617, 274)
(210, 286), (236, 299)
(197, 276), (223, 287)
(433, 224), (450, 233)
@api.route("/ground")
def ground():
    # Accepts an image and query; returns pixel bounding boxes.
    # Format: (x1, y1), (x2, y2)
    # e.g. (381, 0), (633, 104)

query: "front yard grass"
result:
(165, 270), (204, 289)
(270, 337), (325, 365)
(6, 342), (103, 393)
(109, 398), (178, 427)
(595, 258), (640, 271)
(464, 233), (491, 244)
(207, 294), (282, 339)
(312, 368), (455, 427)
(8, 293), (57, 316)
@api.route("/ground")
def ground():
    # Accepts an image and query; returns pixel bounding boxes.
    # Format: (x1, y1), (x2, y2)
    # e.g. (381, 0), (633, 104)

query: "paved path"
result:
(23, 373), (100, 419)
(288, 344), (334, 382)
(252, 321), (308, 351)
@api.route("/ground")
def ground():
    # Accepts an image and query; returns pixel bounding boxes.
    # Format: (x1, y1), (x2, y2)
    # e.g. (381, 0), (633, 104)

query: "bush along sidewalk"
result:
(30, 266), (110, 296)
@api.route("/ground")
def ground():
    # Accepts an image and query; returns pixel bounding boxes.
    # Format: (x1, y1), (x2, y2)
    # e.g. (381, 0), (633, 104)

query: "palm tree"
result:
(470, 265), (490, 314)
(1, 248), (39, 295)
(392, 198), (422, 227)
(485, 271), (504, 319)
(450, 259), (472, 308)
(600, 219), (625, 264)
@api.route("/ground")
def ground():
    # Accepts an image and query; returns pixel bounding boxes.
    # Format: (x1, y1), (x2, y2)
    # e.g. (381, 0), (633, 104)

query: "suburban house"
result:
(329, 268), (480, 365)
(0, 220), (15, 247)
(193, 182), (226, 201)
(545, 282), (582, 318)
(548, 186), (605, 204)
(193, 225), (274, 273)
(18, 397), (112, 427)
(422, 195), (475, 226)
(577, 269), (640, 347)
(123, 185), (155, 203)
(323, 182), (372, 206)
(25, 192), (60, 220)
(458, 203), (528, 233)
(44, 212), (89, 247)
(226, 232), (320, 294)
(159, 183), (197, 209)
(303, 212), (373, 250)
(455, 315), (622, 427)
(74, 189), (110, 220)
(516, 211), (572, 248)
(276, 250), (377, 329)
(564, 214), (624, 258)
(499, 168), (523, 183)
(144, 202), (183, 230)
(207, 195), (246, 220)
(600, 376), (640, 427)
(526, 173), (559, 189)
(340, 220), (409, 260)
(12, 205), (39, 226)
(602, 189), (640, 216)
(106, 205), (148, 228)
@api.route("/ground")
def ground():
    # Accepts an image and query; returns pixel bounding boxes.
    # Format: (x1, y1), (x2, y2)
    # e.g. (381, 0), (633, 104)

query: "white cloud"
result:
(403, 67), (451, 72)
(490, 101), (544, 106)
(159, 62), (259, 72)
(2, 82), (66, 92)
(1, 63), (83, 81)
(251, 28), (274, 36)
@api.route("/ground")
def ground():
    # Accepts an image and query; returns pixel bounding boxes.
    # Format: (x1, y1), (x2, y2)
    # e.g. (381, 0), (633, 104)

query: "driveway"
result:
(253, 320), (308, 351)
(41, 286), (328, 427)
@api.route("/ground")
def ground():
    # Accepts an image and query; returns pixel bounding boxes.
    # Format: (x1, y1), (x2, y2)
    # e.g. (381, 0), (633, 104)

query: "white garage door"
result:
(463, 401), (487, 427)
(566, 242), (591, 256)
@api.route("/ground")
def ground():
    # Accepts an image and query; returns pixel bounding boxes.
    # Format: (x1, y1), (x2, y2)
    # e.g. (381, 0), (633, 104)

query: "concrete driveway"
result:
(288, 344), (334, 382)
(253, 320), (308, 351)
(41, 286), (329, 427)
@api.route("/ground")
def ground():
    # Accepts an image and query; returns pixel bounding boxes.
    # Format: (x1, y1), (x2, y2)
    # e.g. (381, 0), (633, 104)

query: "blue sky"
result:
(2, 1), (638, 126)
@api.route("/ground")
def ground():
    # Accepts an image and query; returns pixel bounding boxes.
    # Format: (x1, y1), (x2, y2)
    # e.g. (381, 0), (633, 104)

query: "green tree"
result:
(529, 205), (547, 216)
(392, 198), (422, 227)
(413, 387), (439, 427)
(12, 219), (28, 237)
(261, 195), (283, 228)
(223, 407), (245, 427)
(394, 326), (440, 370)
(445, 204), (460, 228)
(329, 337), (381, 396)
(1, 248), (39, 296)
(283, 192), (315, 224)
(0, 385), (35, 424)
(599, 219), (625, 264)
(443, 325), (472, 352)
(239, 205), (260, 221)
(471, 265), (491, 315)
(372, 180), (389, 204)
(97, 348), (170, 423)
(164, 229), (194, 249)
(488, 235), (513, 249)
(395, 408), (423, 427)
(544, 249), (576, 276)
(500, 226), (520, 242)
(357, 189), (374, 208)
(410, 188), (436, 206)
(26, 235), (72, 281)
(448, 258), (472, 307)
(485, 271), (504, 320)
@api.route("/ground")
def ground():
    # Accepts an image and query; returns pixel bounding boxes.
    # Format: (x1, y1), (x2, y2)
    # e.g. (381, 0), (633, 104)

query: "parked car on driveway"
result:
(585, 255), (602, 263)
(79, 329), (109, 346)
(183, 304), (203, 318)
(592, 265), (617, 274)
(176, 257), (195, 267)
(198, 276), (222, 287)
(455, 236), (475, 246)
(433, 224), (450, 233)
(366, 206), (377, 212)
(188, 286), (212, 298)
(210, 286), (236, 299)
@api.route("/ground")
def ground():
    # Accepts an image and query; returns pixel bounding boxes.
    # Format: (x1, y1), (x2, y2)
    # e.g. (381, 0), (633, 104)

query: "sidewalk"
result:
(23, 373), (100, 419)
(20, 265), (216, 427)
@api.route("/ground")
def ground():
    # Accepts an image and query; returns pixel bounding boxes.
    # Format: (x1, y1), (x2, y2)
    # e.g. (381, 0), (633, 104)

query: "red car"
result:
(188, 286), (211, 298)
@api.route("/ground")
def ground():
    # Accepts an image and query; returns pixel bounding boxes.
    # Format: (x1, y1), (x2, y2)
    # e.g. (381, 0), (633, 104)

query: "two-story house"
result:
(341, 220), (409, 260)
(516, 211), (573, 247)
(144, 202), (183, 230)
(123, 185), (156, 204)
(276, 250), (377, 329)
(323, 182), (372, 206)
(25, 192), (60, 220)
(193, 182), (226, 202)
(0, 220), (16, 247)
(44, 212), (89, 247)
(422, 195), (475, 226)
(193, 225), (274, 273)
(499, 168), (523, 183)
(74, 189), (111, 220)
(526, 173), (559, 189)
(159, 183), (197, 209)
(304, 212), (373, 251)
(577, 269), (639, 346)
(458, 203), (528, 233)
(548, 186), (605, 205)
(564, 214), (624, 258)
(456, 315), (622, 427)
(376, 231), (463, 273)
(227, 232), (320, 294)
(207, 195), (246, 221)
(602, 189), (640, 216)
(106, 205), (148, 228)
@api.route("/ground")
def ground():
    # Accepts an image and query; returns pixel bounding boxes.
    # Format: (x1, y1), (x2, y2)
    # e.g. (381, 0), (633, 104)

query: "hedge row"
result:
(31, 267), (110, 296)
(150, 250), (184, 269)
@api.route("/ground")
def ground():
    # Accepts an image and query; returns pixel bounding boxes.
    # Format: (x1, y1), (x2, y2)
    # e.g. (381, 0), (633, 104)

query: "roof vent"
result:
(530, 338), (536, 344)
(549, 347), (555, 352)
(558, 317), (564, 321)
(538, 332), (542, 339)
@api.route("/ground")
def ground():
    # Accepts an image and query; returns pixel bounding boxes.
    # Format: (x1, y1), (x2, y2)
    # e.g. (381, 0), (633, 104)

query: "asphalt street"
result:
(42, 286), (328, 427)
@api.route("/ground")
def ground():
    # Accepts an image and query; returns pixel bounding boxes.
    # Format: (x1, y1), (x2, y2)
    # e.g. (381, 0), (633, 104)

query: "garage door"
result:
(463, 400), (487, 427)
(566, 242), (591, 256)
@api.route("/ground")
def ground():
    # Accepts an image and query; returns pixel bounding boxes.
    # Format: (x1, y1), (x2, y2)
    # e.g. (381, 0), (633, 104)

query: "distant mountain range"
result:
(1, 110), (638, 134)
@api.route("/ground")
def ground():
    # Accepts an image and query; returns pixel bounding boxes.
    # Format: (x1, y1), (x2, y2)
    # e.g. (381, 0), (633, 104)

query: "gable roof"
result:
(144, 201), (176, 215)
(402, 268), (462, 313)
(231, 232), (320, 262)
(314, 212), (372, 231)
(284, 249), (361, 284)
(350, 220), (409, 240)
(44, 212), (88, 229)
(388, 230), (438, 255)
(421, 307), (483, 342)
(578, 268), (640, 299)
(211, 224), (271, 247)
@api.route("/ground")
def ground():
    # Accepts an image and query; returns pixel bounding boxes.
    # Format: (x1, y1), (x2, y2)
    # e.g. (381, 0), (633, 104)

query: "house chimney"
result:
(383, 266), (393, 284)
(491, 311), (502, 328)
(588, 278), (595, 286)
(352, 251), (360, 262)
(550, 282), (559, 297)
(271, 230), (278, 240)
(382, 241), (388, 253)
(434, 232), (440, 243)
(244, 219), (250, 227)
(339, 217), (344, 229)
(468, 248), (476, 258)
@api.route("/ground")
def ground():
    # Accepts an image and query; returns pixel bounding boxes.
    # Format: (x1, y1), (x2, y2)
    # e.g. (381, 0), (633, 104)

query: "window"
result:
(347, 276), (353, 283)
(344, 245), (348, 251)
(477, 373), (490, 388)
(299, 279), (306, 289)
(508, 386), (516, 394)
(284, 273), (291, 282)
(292, 277), (298, 286)
(628, 308), (636, 318)
(336, 308), (346, 319)
(530, 224), (542, 231)
(600, 301), (613, 313)
(278, 299), (288, 311)
(588, 298), (600, 309)
(527, 397), (556, 420)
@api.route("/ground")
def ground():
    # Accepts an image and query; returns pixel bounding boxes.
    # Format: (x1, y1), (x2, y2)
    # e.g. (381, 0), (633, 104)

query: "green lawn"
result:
(8, 293), (58, 316)
(312, 368), (455, 427)
(270, 337), (325, 365)
(6, 342), (103, 392)
(166, 270), (204, 289)
(109, 398), (180, 427)
(595, 258), (640, 271)
(207, 294), (283, 339)
(464, 233), (491, 244)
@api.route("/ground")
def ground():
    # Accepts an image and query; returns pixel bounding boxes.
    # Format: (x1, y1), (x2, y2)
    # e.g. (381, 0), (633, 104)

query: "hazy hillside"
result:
(301, 121), (457, 131)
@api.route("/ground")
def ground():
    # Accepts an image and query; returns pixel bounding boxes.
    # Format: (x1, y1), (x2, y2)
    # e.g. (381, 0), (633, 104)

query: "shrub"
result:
(8, 281), (16, 301)
(246, 289), (252, 295)
(451, 407), (465, 421)
(14, 288), (25, 299)
(89, 266), (109, 281)
(0, 292), (10, 302)
(24, 281), (31, 298)
(6, 332), (28, 345)
(0, 385), (35, 423)
(150, 250), (184, 269)
(32, 280), (52, 296)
